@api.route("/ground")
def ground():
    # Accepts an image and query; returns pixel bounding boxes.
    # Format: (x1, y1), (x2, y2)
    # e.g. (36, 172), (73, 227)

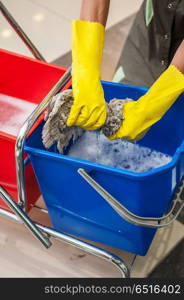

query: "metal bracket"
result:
(0, 186), (51, 248)
(14, 68), (71, 247)
(0, 1), (45, 61)
(78, 168), (184, 228)
(0, 205), (130, 278)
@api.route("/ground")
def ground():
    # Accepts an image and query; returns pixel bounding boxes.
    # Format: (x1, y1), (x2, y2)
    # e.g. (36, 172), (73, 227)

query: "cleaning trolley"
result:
(0, 2), (184, 278)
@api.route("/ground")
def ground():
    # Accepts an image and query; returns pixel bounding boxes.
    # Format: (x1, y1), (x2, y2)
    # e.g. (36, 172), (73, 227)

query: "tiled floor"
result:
(1, 0), (184, 278)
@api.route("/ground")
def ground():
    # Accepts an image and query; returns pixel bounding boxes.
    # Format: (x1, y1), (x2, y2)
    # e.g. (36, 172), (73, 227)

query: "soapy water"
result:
(67, 131), (172, 173)
(0, 94), (37, 136)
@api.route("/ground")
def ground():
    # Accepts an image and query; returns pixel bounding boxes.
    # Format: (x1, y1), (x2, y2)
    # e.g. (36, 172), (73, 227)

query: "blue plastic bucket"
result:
(25, 82), (184, 255)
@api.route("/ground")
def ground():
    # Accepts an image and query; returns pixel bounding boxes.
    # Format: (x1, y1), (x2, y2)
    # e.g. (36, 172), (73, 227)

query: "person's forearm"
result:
(80, 0), (110, 26)
(171, 40), (184, 73)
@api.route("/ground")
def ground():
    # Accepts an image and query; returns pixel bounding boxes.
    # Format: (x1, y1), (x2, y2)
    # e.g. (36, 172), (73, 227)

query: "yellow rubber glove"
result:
(109, 65), (184, 141)
(67, 20), (107, 130)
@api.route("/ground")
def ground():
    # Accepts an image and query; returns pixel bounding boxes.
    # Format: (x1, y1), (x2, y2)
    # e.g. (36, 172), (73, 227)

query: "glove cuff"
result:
(72, 20), (105, 69)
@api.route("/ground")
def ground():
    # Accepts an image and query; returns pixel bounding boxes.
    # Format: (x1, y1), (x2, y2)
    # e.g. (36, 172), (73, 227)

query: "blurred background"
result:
(0, 0), (183, 278)
(0, 0), (142, 79)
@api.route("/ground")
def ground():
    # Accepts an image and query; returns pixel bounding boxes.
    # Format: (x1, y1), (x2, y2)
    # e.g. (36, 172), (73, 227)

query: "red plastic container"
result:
(0, 49), (69, 210)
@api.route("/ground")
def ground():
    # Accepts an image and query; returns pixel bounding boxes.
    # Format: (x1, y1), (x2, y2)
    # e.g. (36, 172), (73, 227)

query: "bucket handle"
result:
(0, 1), (45, 61)
(78, 168), (184, 228)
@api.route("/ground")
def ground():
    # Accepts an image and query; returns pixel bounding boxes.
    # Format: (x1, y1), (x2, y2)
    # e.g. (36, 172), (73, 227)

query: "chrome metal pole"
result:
(0, 207), (130, 278)
(15, 67), (71, 211)
(0, 186), (51, 248)
(0, 1), (45, 61)
(0, 207), (20, 223)
(78, 168), (184, 228)
(0, 0), (72, 211)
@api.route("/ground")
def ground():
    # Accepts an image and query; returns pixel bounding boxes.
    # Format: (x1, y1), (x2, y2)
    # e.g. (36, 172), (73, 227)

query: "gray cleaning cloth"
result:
(42, 89), (132, 153)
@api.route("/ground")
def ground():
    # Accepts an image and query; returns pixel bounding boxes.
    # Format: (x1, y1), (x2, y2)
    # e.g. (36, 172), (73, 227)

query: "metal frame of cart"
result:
(0, 1), (184, 278)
